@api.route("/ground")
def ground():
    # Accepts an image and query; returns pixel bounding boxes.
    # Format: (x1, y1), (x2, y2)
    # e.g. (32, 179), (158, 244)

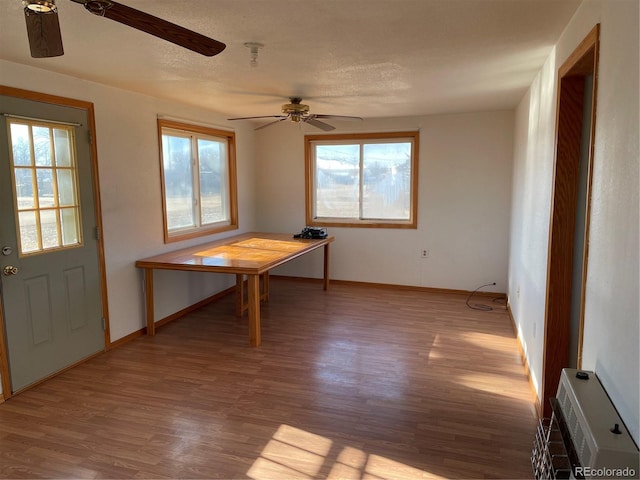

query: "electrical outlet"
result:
(421, 249), (429, 258)
(517, 286), (521, 299)
(533, 322), (536, 338)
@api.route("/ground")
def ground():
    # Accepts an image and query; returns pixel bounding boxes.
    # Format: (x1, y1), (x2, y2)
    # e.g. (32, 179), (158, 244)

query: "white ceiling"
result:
(1, 0), (581, 121)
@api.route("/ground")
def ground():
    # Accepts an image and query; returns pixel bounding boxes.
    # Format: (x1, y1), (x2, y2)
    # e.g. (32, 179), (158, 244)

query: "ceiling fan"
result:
(228, 97), (363, 131)
(21, 0), (226, 58)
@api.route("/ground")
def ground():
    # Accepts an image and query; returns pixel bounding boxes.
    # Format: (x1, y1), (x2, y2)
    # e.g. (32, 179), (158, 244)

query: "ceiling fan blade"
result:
(314, 114), (363, 121)
(74, 0), (226, 56)
(304, 117), (335, 131)
(255, 118), (288, 131)
(227, 115), (287, 121)
(24, 8), (64, 58)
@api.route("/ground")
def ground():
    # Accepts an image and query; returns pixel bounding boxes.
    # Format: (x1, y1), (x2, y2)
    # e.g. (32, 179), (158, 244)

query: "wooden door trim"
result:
(0, 86), (110, 399)
(541, 24), (600, 417)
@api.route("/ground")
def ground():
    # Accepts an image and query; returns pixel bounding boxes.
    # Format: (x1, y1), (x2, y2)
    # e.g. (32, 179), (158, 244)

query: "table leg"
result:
(235, 274), (244, 316)
(143, 268), (155, 336)
(262, 271), (270, 302)
(247, 274), (261, 347)
(323, 243), (331, 290)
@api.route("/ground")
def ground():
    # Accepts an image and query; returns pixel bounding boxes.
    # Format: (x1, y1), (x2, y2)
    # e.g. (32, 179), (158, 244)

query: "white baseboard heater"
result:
(532, 368), (639, 479)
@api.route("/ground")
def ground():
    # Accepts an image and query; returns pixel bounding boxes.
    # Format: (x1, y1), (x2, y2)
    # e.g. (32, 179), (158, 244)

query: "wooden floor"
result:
(0, 279), (538, 479)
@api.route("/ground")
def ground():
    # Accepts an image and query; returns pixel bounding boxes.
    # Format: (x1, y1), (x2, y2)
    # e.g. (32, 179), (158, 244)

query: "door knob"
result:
(3, 265), (18, 276)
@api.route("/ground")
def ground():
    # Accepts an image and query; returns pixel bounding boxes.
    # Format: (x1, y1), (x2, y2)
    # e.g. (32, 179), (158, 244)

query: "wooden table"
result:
(135, 232), (334, 346)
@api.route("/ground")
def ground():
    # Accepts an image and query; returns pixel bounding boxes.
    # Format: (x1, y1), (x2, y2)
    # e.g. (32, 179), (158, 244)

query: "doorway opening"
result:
(541, 25), (600, 418)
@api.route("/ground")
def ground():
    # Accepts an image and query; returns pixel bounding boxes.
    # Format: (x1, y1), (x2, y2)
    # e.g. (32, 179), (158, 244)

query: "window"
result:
(305, 131), (419, 228)
(7, 120), (82, 255)
(158, 119), (238, 242)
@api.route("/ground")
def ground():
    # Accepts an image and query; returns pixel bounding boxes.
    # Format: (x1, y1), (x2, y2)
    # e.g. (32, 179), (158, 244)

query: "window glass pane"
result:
(18, 210), (39, 253)
(60, 207), (80, 246)
(162, 134), (195, 230)
(40, 209), (60, 249)
(14, 167), (35, 209)
(166, 196), (194, 230)
(53, 128), (72, 166)
(315, 144), (360, 218)
(198, 138), (228, 225)
(158, 120), (237, 241)
(362, 142), (412, 220)
(305, 132), (417, 228)
(37, 168), (55, 207)
(9, 121), (83, 255)
(57, 169), (76, 206)
(10, 123), (32, 166)
(33, 126), (52, 166)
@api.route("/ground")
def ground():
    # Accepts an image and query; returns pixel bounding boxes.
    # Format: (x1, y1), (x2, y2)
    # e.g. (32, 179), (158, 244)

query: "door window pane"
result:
(10, 123), (31, 166)
(14, 167), (35, 209)
(60, 208), (80, 245)
(18, 210), (38, 253)
(33, 126), (52, 166)
(40, 209), (60, 249)
(37, 168), (55, 207)
(57, 169), (76, 205)
(7, 120), (82, 255)
(54, 129), (72, 166)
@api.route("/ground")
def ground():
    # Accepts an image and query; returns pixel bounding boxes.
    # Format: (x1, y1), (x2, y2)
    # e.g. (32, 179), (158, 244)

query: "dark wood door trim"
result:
(541, 24), (600, 418)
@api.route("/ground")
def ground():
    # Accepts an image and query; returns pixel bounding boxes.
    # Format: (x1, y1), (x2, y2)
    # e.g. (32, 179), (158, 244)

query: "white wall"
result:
(0, 60), (258, 344)
(508, 52), (557, 400)
(508, 0), (639, 443)
(254, 111), (515, 292)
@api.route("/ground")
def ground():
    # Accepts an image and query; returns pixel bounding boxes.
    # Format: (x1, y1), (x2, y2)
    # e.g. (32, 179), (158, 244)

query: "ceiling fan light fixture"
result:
(24, 0), (57, 13)
(23, 0), (64, 58)
(282, 98), (310, 119)
(227, 97), (361, 131)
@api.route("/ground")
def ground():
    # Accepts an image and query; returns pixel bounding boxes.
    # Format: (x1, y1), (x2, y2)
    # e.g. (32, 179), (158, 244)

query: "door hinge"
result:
(95, 226), (101, 240)
(102, 317), (106, 331)
(88, 130), (92, 144)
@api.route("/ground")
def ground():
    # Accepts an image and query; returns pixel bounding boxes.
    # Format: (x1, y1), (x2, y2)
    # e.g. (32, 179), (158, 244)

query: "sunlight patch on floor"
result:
(425, 334), (442, 362)
(247, 425), (332, 479)
(362, 454), (440, 480)
(455, 372), (530, 400)
(247, 424), (445, 480)
(461, 331), (514, 351)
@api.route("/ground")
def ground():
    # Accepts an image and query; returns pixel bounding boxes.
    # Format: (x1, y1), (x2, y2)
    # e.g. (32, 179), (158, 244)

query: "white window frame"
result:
(158, 119), (238, 243)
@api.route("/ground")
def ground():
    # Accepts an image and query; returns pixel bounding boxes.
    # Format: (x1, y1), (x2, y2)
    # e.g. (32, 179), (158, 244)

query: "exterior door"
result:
(0, 94), (105, 392)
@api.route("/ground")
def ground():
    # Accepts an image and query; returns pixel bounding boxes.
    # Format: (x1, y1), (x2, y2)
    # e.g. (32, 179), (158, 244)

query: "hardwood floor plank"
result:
(0, 279), (537, 479)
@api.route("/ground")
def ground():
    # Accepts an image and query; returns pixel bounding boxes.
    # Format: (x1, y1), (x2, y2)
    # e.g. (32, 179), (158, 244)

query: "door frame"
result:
(541, 25), (600, 418)
(0, 86), (110, 400)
